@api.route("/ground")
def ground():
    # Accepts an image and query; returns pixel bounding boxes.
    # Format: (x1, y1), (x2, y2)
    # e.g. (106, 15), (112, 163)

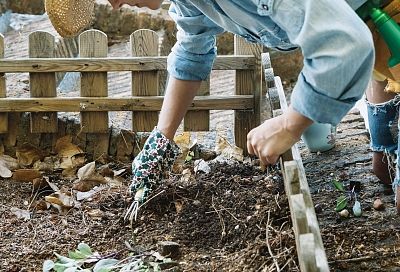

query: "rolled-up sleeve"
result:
(270, 0), (374, 125)
(167, 2), (225, 81)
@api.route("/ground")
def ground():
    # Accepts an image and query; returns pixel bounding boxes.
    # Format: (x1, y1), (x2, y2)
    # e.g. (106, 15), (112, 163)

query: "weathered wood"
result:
(184, 77), (210, 131)
(4, 113), (20, 147)
(0, 56), (256, 73)
(79, 30), (109, 159)
(0, 34), (7, 133)
(290, 194), (309, 235)
(0, 96), (254, 112)
(234, 36), (262, 154)
(284, 160), (300, 195)
(79, 30), (109, 133)
(29, 31), (58, 133)
(272, 75), (330, 272)
(131, 29), (159, 132)
(299, 233), (318, 272)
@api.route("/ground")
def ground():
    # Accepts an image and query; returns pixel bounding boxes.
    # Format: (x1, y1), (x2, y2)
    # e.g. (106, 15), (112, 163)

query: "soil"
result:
(300, 109), (400, 272)
(0, 161), (298, 271)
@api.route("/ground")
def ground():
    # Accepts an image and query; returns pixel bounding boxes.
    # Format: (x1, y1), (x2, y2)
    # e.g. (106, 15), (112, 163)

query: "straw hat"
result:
(45, 0), (95, 37)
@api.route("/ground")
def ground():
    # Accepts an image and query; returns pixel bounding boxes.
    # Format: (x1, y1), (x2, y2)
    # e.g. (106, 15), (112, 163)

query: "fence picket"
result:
(234, 36), (262, 154)
(131, 29), (159, 132)
(79, 30), (109, 133)
(79, 30), (109, 159)
(29, 31), (58, 133)
(0, 34), (7, 133)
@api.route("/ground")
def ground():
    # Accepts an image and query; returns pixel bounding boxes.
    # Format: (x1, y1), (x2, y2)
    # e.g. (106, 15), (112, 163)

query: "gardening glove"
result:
(125, 127), (181, 221)
(367, 0), (400, 92)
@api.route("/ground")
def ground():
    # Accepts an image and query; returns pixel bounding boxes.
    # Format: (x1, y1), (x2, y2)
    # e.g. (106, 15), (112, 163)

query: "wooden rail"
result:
(262, 53), (330, 272)
(0, 56), (256, 73)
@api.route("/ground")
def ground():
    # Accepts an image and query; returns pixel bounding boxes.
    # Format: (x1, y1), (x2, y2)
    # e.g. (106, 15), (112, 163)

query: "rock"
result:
(373, 198), (385, 211)
(338, 209), (349, 218)
(157, 241), (181, 259)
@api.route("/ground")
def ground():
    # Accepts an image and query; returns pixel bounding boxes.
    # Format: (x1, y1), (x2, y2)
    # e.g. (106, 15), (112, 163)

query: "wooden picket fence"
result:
(0, 29), (263, 156)
(262, 53), (330, 272)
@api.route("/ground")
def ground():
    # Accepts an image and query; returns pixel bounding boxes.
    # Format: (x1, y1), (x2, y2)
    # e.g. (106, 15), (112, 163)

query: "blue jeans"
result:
(366, 95), (400, 195)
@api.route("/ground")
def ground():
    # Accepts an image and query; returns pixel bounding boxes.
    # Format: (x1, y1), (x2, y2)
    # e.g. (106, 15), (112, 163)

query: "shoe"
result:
(125, 127), (180, 221)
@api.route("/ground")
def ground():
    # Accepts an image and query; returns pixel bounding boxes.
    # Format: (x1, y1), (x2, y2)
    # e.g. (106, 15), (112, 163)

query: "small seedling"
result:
(331, 178), (362, 217)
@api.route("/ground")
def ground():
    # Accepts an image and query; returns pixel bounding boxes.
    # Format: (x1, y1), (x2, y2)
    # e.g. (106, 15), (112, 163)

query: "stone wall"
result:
(4, 0), (44, 14)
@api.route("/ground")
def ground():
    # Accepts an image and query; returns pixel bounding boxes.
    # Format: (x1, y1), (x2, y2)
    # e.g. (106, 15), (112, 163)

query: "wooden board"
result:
(0, 34), (7, 133)
(234, 36), (262, 154)
(29, 31), (58, 133)
(79, 30), (109, 133)
(0, 96), (254, 112)
(0, 56), (256, 73)
(131, 29), (159, 132)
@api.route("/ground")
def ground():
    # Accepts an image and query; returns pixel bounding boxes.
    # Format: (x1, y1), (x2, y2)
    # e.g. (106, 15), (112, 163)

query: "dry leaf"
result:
(16, 143), (43, 166)
(104, 176), (124, 187)
(32, 177), (49, 191)
(77, 162), (96, 180)
(0, 155), (19, 170)
(113, 169), (126, 176)
(194, 159), (211, 174)
(45, 192), (75, 213)
(76, 186), (105, 201)
(34, 199), (50, 211)
(0, 161), (12, 178)
(13, 169), (42, 182)
(55, 135), (83, 158)
(10, 207), (30, 220)
(215, 135), (244, 162)
(72, 180), (104, 192)
(98, 165), (114, 177)
(173, 132), (192, 173)
(33, 157), (56, 172)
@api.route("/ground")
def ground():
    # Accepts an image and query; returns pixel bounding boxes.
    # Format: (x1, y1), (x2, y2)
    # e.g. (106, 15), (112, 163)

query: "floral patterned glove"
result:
(125, 127), (181, 221)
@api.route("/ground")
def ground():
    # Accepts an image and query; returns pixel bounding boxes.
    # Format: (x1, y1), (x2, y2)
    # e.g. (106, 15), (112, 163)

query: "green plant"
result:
(331, 178), (362, 217)
(43, 242), (177, 272)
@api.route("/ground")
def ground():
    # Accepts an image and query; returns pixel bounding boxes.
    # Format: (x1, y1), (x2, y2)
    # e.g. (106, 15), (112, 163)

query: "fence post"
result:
(29, 31), (58, 133)
(131, 29), (159, 132)
(234, 36), (262, 154)
(79, 30), (109, 158)
(184, 77), (210, 131)
(0, 34), (7, 133)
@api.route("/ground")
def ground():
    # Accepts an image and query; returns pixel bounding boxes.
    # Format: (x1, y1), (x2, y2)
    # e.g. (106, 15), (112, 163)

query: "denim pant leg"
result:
(367, 96), (400, 197)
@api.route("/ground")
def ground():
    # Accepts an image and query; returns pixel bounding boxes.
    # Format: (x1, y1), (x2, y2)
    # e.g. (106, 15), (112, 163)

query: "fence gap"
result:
(29, 31), (58, 133)
(184, 77), (210, 131)
(234, 36), (262, 154)
(131, 29), (159, 132)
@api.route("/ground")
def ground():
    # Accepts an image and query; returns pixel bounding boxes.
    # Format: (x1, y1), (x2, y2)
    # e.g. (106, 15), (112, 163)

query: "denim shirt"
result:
(167, 0), (374, 125)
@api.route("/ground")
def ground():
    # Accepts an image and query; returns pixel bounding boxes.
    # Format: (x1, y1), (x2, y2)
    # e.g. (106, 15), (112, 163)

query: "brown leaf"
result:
(32, 177), (49, 191)
(0, 161), (12, 178)
(55, 135), (83, 158)
(72, 180), (103, 192)
(13, 169), (42, 182)
(16, 143), (43, 166)
(45, 192), (75, 213)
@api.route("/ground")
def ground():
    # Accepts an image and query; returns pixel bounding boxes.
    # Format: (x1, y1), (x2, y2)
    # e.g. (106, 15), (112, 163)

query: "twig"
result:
(266, 211), (280, 272)
(211, 196), (226, 238)
(329, 252), (400, 264)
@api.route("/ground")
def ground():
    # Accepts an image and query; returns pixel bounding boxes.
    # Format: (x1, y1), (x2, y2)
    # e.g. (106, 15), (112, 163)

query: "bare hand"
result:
(247, 107), (312, 165)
